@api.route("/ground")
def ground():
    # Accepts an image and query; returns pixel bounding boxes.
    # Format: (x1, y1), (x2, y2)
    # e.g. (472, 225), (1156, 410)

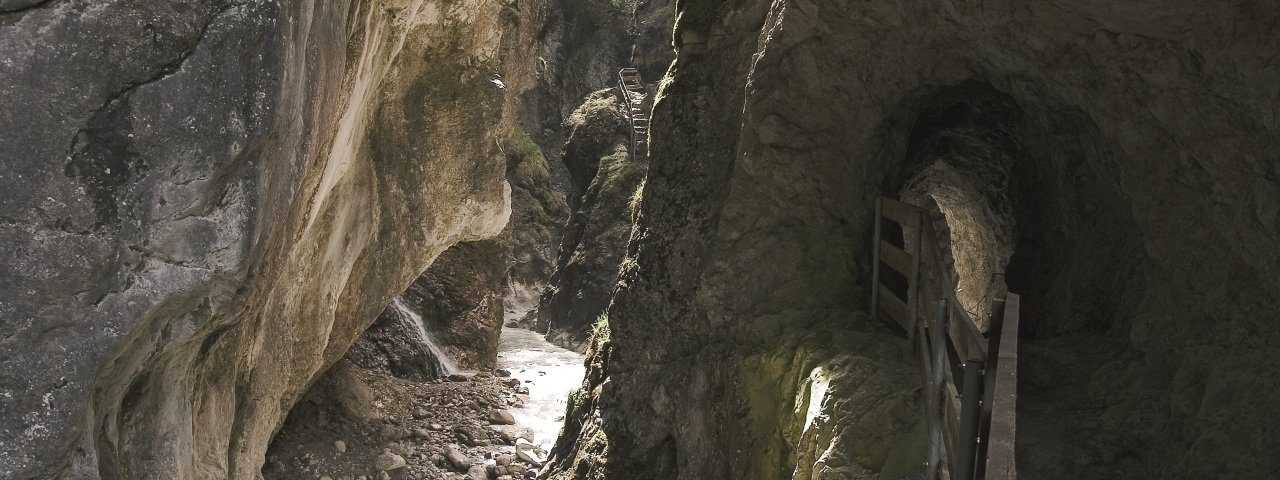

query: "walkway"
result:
(617, 68), (651, 160)
(870, 196), (1020, 480)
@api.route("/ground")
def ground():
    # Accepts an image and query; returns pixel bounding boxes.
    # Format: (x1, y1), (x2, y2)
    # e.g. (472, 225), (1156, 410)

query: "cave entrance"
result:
(874, 81), (1148, 478)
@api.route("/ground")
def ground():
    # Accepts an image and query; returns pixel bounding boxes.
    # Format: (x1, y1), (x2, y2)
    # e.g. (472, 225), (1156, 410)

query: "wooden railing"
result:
(617, 68), (650, 160)
(870, 196), (1019, 480)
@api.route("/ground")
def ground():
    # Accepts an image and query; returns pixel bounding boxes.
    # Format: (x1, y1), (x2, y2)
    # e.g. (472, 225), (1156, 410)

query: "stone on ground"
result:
(374, 452), (406, 471)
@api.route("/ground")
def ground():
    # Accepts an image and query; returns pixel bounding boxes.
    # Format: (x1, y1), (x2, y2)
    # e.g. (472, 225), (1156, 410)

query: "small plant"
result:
(628, 179), (645, 218)
(583, 313), (611, 361)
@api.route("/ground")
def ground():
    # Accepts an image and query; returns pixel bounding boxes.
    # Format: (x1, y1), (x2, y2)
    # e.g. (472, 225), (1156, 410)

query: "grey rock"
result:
(375, 452), (406, 471)
(0, 0), (532, 477)
(445, 444), (471, 472)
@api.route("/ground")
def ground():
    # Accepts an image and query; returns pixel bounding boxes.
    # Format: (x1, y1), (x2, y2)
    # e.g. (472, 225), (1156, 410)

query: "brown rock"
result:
(487, 409), (516, 425)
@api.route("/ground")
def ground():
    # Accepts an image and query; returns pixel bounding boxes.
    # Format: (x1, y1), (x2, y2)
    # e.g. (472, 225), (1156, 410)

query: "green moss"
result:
(566, 90), (625, 130)
(509, 126), (541, 162)
(507, 127), (570, 219)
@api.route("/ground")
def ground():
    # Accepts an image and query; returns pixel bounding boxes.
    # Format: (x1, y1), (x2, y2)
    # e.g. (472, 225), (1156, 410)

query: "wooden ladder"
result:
(617, 68), (651, 160)
(870, 196), (1020, 480)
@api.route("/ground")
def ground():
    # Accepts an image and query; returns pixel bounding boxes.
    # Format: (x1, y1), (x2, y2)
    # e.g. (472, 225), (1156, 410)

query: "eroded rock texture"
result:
(0, 0), (539, 477)
(517, 0), (673, 195)
(529, 90), (647, 349)
(503, 127), (572, 322)
(397, 240), (509, 372)
(549, 1), (1280, 479)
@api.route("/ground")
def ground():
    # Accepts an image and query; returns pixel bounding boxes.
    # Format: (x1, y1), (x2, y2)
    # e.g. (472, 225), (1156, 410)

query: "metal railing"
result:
(617, 68), (650, 160)
(870, 196), (1019, 480)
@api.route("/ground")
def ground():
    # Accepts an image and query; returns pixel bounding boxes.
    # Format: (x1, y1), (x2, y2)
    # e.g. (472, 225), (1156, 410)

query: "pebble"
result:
(495, 369), (512, 377)
(334, 440), (347, 453)
(413, 408), (430, 419)
(430, 422), (445, 431)
(467, 465), (488, 480)
(375, 452), (406, 471)
(411, 427), (431, 439)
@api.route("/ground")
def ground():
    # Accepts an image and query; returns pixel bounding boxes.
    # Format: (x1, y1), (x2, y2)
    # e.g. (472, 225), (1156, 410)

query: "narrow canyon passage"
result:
(496, 327), (587, 452)
(3, 1), (1277, 480)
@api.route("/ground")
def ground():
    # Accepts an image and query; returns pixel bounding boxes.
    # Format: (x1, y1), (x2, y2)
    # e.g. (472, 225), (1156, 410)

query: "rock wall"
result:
(399, 240), (509, 372)
(548, 1), (1280, 479)
(529, 90), (646, 349)
(0, 0), (540, 477)
(517, 0), (674, 196)
(504, 127), (573, 322)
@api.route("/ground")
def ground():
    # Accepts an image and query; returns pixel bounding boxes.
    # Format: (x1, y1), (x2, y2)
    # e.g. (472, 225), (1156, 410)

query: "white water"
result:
(391, 297), (460, 375)
(497, 327), (586, 451)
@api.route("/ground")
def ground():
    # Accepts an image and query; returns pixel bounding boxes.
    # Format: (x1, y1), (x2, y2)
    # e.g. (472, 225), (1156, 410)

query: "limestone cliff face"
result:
(517, 0), (673, 195)
(548, 1), (1280, 479)
(0, 0), (540, 478)
(399, 240), (509, 371)
(345, 240), (508, 381)
(530, 90), (645, 349)
(503, 127), (573, 321)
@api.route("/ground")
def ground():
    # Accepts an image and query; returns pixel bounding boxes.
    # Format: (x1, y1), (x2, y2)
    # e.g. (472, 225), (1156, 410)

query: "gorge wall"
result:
(0, 0), (541, 478)
(529, 90), (643, 349)
(548, 1), (1280, 479)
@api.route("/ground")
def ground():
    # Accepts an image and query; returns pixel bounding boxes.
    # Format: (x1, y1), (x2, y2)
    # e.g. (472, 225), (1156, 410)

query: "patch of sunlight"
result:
(802, 367), (830, 433)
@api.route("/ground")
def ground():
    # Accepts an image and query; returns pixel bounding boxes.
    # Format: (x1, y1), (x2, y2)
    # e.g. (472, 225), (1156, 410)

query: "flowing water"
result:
(497, 327), (586, 451)
(390, 297), (460, 375)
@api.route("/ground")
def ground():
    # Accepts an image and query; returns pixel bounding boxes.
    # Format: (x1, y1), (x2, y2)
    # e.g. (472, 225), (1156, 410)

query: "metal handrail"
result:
(617, 68), (649, 160)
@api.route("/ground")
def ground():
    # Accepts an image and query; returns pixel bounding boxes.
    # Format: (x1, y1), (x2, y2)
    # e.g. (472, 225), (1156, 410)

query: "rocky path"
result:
(262, 327), (583, 480)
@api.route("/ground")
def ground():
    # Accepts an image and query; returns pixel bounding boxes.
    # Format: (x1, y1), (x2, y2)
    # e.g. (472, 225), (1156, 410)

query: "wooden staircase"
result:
(617, 68), (651, 160)
(870, 197), (1020, 480)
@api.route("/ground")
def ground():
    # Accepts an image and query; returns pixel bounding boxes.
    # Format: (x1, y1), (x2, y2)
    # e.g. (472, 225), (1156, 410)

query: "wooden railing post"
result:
(983, 294), (1020, 480)
(908, 212), (924, 340)
(926, 298), (948, 479)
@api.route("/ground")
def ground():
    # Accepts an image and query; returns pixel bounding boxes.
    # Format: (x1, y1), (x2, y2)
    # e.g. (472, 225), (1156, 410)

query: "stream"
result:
(496, 327), (586, 452)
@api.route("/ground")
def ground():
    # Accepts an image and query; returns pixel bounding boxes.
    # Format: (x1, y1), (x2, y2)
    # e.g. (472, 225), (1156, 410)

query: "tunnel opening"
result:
(885, 80), (1150, 477)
